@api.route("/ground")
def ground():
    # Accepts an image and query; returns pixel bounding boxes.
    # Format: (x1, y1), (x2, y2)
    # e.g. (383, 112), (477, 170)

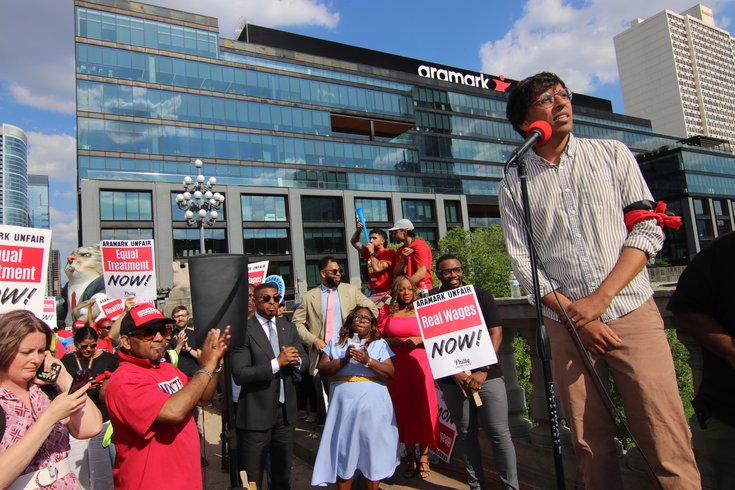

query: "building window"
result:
(354, 198), (390, 222)
(243, 228), (291, 255)
(172, 192), (225, 221)
(267, 261), (294, 291)
(402, 199), (434, 222)
(100, 229), (153, 240)
(414, 227), (438, 250)
(444, 201), (462, 225)
(100, 191), (152, 221)
(303, 228), (345, 255)
(242, 195), (287, 221)
(173, 228), (227, 257)
(302, 196), (342, 222)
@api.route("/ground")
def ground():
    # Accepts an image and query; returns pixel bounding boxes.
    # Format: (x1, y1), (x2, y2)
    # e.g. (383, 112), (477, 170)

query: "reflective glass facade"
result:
(28, 174), (49, 229)
(75, 0), (735, 291)
(0, 124), (29, 226)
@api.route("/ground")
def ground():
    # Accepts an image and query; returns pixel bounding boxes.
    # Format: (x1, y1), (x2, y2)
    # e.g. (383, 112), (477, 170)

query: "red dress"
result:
(377, 305), (438, 450)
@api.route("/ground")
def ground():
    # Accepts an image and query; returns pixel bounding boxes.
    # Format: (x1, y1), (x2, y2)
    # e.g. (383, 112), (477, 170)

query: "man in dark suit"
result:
(231, 282), (307, 490)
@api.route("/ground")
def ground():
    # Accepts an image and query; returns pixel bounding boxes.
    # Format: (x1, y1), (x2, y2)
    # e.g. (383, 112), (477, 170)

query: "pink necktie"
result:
(325, 288), (335, 343)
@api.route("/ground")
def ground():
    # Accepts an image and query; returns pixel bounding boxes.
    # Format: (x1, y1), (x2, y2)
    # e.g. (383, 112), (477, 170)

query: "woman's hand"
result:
(385, 337), (404, 347)
(404, 336), (423, 349)
(45, 384), (91, 423)
(347, 344), (369, 364)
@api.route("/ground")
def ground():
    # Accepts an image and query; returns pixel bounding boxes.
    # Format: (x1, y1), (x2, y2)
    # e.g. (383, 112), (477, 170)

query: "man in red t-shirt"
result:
(389, 218), (433, 294)
(105, 305), (229, 489)
(350, 221), (396, 298)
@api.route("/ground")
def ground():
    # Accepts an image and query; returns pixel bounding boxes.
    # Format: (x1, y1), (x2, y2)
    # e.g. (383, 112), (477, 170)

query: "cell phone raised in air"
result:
(35, 363), (61, 383)
(68, 368), (93, 394)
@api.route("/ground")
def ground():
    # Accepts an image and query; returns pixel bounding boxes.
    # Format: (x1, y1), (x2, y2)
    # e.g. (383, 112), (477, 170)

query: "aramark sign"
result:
(418, 65), (511, 92)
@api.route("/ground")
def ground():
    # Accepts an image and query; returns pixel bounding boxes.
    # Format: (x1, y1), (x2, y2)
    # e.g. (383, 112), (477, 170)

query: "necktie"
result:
(269, 319), (285, 404)
(325, 288), (335, 344)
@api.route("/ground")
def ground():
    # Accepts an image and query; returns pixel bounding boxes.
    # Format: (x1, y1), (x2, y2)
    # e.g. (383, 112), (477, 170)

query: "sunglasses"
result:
(127, 325), (173, 341)
(323, 268), (342, 275)
(97, 325), (111, 331)
(77, 344), (96, 350)
(256, 294), (282, 303)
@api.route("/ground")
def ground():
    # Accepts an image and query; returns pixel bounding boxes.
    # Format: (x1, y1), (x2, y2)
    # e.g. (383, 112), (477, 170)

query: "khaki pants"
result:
(546, 298), (700, 489)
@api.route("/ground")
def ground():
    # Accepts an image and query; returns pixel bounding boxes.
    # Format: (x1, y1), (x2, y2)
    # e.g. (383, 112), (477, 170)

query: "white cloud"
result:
(0, 0), (339, 115)
(479, 0), (735, 94)
(26, 132), (77, 183)
(50, 207), (79, 262)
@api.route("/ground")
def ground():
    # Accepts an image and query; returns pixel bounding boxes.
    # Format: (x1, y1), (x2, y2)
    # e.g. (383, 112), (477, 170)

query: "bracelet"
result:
(364, 357), (372, 368)
(213, 364), (223, 374)
(193, 369), (213, 380)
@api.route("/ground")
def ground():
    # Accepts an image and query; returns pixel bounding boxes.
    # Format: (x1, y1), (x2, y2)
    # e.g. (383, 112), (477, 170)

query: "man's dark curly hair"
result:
(506, 72), (567, 137)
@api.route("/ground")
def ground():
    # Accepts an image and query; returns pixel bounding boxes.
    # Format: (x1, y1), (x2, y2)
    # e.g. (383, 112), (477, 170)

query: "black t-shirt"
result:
(61, 351), (119, 421)
(430, 284), (504, 382)
(667, 231), (735, 426)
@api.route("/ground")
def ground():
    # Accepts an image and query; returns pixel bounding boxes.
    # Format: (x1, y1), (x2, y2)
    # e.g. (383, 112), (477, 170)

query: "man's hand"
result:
(365, 243), (375, 254)
(313, 338), (327, 352)
(465, 371), (487, 391)
(565, 292), (611, 327)
(277, 346), (301, 367)
(401, 247), (414, 258)
(198, 326), (231, 370)
(575, 320), (622, 355)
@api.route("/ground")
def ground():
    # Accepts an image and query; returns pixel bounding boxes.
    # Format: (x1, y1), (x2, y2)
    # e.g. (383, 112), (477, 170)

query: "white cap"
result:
(389, 218), (414, 231)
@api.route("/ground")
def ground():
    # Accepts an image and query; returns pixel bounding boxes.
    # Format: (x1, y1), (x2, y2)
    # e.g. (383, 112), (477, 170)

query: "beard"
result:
(323, 276), (340, 288)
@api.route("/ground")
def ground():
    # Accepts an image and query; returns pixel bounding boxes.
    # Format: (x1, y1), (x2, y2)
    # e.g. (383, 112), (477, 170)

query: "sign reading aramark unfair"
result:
(100, 239), (157, 303)
(248, 260), (269, 286)
(0, 225), (52, 316)
(415, 285), (497, 379)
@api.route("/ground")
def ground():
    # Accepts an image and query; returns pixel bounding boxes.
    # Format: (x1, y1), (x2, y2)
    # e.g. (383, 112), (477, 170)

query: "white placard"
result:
(0, 225), (52, 316)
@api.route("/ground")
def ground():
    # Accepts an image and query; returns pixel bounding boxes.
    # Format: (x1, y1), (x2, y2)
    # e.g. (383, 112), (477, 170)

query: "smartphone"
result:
(35, 364), (61, 383)
(68, 368), (93, 394)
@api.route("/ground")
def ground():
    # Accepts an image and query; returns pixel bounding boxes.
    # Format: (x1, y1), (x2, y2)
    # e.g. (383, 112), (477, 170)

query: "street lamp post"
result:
(176, 159), (224, 255)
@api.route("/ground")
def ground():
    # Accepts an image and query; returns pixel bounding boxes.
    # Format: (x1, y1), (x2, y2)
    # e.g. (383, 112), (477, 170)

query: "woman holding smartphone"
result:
(0, 309), (103, 489)
(62, 326), (118, 488)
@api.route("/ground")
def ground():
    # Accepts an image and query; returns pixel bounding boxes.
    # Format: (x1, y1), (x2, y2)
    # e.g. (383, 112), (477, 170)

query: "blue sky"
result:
(1, 0), (735, 262)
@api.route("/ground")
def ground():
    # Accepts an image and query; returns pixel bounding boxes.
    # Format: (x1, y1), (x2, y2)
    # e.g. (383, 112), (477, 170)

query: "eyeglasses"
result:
(127, 325), (173, 341)
(323, 268), (342, 275)
(77, 344), (96, 350)
(438, 267), (463, 276)
(353, 314), (372, 323)
(256, 294), (282, 304)
(533, 88), (573, 108)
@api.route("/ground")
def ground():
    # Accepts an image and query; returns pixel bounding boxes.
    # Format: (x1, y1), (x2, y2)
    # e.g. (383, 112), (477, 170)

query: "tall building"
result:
(614, 4), (735, 142)
(0, 123), (29, 226)
(74, 0), (735, 291)
(28, 174), (50, 229)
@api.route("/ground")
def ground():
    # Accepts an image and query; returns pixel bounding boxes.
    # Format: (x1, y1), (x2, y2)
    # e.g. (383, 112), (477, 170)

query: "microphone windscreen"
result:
(527, 120), (552, 145)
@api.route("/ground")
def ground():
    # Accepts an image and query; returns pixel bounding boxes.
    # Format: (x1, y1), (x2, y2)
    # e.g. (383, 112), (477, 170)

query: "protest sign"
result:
(0, 225), (52, 316)
(96, 297), (126, 321)
(248, 260), (269, 286)
(432, 387), (458, 463)
(100, 240), (157, 302)
(263, 274), (285, 301)
(415, 285), (497, 379)
(42, 297), (57, 330)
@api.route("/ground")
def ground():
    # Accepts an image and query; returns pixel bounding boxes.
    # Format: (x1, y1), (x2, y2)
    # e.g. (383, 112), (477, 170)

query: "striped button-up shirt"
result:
(499, 134), (664, 323)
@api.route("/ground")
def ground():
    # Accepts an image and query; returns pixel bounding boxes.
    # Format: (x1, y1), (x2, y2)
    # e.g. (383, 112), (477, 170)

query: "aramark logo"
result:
(418, 65), (511, 92)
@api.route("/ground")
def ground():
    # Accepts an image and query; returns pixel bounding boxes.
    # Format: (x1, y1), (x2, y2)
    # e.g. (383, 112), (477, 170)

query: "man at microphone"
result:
(499, 72), (700, 489)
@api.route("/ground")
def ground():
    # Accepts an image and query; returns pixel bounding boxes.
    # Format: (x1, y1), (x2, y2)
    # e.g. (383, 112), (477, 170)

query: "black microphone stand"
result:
(515, 153), (566, 489)
(221, 354), (242, 488)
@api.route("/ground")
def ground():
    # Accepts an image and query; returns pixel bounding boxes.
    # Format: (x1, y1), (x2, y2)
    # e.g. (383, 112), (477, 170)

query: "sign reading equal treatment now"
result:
(415, 285), (497, 379)
(0, 225), (52, 316)
(100, 239), (157, 303)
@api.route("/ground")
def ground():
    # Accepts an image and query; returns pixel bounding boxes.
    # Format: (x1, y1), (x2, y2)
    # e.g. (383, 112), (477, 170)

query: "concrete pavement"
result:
(199, 405), (501, 489)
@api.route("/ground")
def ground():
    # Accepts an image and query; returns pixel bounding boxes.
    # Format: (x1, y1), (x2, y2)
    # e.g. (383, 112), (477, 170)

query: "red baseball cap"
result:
(119, 305), (174, 336)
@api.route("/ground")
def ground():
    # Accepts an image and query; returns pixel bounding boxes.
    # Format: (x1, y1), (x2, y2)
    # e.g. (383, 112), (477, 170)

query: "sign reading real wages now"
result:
(101, 239), (157, 303)
(0, 225), (52, 316)
(415, 285), (497, 379)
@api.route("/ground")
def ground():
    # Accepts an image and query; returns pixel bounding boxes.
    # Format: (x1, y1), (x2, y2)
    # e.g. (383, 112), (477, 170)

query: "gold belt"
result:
(331, 375), (379, 382)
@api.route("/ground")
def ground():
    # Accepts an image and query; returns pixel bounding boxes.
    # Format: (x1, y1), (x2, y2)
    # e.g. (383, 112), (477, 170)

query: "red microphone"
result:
(526, 120), (552, 146)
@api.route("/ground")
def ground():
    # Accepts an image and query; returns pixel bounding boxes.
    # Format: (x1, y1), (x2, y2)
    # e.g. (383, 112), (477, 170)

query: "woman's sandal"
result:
(403, 454), (417, 478)
(417, 455), (431, 479)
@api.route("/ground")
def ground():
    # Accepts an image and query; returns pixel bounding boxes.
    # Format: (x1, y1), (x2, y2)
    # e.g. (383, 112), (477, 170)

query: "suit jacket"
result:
(292, 282), (378, 373)
(230, 316), (307, 431)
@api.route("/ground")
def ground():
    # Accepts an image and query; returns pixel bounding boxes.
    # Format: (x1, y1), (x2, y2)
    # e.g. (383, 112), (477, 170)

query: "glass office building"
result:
(0, 123), (29, 226)
(28, 174), (50, 229)
(75, 0), (735, 292)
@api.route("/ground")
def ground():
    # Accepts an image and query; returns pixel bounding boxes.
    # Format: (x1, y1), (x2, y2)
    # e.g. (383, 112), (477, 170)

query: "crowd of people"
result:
(0, 70), (727, 490)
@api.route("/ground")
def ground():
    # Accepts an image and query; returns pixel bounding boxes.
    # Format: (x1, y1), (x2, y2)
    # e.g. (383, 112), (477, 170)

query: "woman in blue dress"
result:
(311, 306), (400, 489)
